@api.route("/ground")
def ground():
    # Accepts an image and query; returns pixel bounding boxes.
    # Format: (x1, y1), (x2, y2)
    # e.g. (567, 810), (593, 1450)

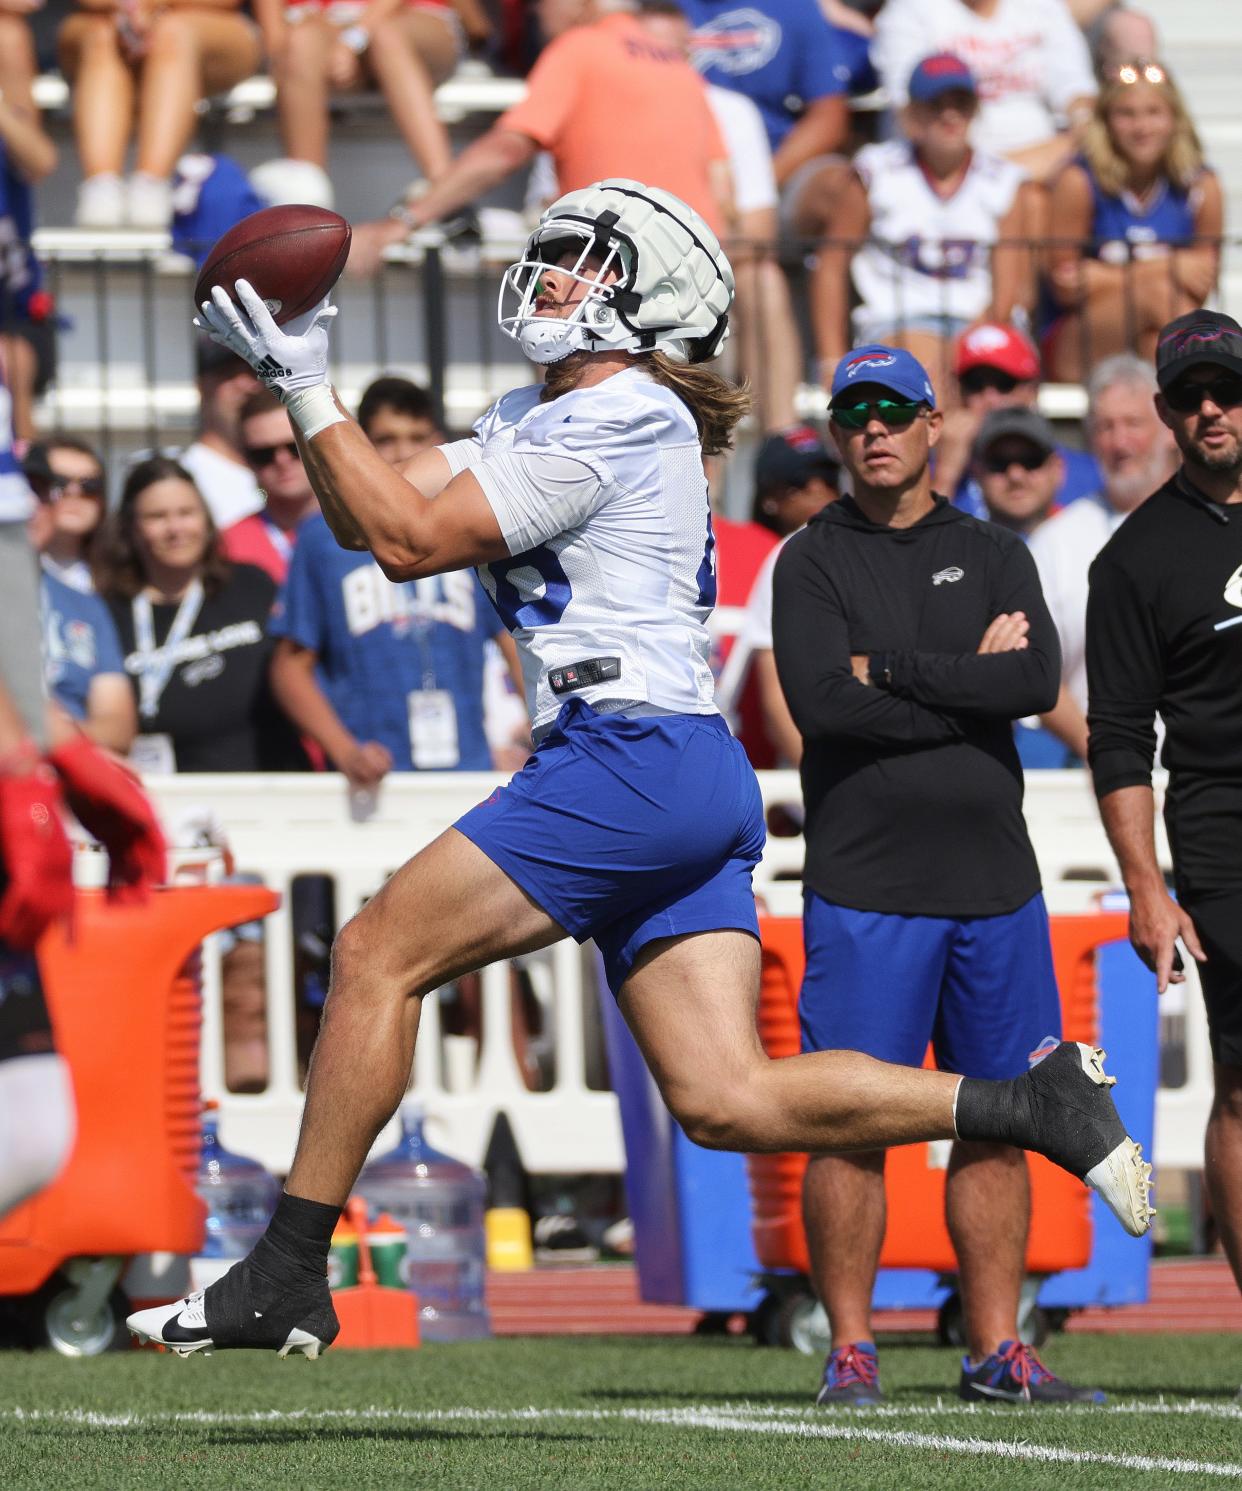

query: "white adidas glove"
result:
(196, 278), (337, 402)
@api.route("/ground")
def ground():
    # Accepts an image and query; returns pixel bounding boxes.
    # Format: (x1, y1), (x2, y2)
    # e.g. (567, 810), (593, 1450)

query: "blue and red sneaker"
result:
(815, 1341), (886, 1407)
(959, 1340), (1105, 1404)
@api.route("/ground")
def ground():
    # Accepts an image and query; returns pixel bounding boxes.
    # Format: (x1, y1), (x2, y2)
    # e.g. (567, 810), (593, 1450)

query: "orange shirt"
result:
(501, 14), (728, 236)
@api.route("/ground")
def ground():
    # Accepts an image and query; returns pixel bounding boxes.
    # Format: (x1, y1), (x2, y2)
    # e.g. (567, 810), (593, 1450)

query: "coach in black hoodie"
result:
(772, 345), (1096, 1409)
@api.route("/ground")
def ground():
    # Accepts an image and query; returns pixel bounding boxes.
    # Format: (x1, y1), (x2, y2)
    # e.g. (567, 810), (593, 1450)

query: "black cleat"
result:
(1014, 1041), (1154, 1237)
(127, 1257), (339, 1358)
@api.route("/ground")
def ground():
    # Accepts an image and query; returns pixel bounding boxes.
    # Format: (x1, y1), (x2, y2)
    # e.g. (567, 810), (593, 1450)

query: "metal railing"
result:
(24, 231), (1239, 471)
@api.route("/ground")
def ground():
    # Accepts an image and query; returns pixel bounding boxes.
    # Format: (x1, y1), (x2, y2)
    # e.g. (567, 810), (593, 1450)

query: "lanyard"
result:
(262, 514), (294, 566)
(132, 579), (205, 720)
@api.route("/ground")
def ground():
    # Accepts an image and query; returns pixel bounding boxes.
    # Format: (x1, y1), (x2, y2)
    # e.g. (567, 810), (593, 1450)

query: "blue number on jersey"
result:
(480, 545), (572, 631)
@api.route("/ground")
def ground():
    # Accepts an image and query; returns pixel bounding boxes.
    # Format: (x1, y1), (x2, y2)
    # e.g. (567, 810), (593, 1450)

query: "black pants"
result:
(1178, 888), (1242, 1069)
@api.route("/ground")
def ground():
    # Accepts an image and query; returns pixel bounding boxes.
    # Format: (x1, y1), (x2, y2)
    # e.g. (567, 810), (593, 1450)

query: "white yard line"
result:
(4, 1401), (1242, 1476)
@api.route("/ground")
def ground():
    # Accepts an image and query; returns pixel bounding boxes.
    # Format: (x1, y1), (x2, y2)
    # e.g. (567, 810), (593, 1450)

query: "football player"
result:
(129, 180), (1152, 1359)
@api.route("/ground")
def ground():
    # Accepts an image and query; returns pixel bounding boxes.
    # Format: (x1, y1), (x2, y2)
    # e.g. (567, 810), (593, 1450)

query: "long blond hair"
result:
(1082, 60), (1204, 198)
(541, 351), (751, 456)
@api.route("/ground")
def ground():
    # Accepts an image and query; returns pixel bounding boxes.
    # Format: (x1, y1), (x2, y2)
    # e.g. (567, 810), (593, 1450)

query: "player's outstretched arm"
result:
(293, 411), (508, 578)
(199, 280), (510, 577)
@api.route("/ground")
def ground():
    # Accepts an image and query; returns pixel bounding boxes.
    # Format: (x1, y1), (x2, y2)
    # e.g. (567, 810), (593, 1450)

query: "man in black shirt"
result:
(774, 345), (1102, 1408)
(1086, 308), (1242, 1350)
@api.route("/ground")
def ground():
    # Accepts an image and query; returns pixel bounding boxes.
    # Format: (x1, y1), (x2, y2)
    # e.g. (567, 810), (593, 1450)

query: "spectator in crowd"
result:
(22, 440), (107, 594)
(1086, 311), (1242, 1354)
(873, 0), (1097, 186)
(269, 373), (512, 790)
(269, 520), (509, 789)
(752, 423), (841, 540)
(680, 0), (850, 247)
(0, 9), (57, 447)
(352, 373), (531, 769)
(772, 345), (1094, 1408)
(519, 0), (803, 430)
(179, 337), (264, 531)
(1028, 352), (1175, 761)
(719, 427), (840, 769)
(1045, 60), (1222, 381)
(937, 322), (1101, 515)
(93, 455), (304, 774)
(971, 406), (1063, 541)
(348, 0), (729, 271)
(971, 407), (1067, 765)
(251, 0), (462, 199)
(819, 0), (879, 97)
(635, 0), (803, 430)
(28, 481), (137, 754)
(813, 54), (1035, 398)
(221, 389), (319, 584)
(59, 0), (262, 228)
(1085, 4), (1157, 78)
(705, 461), (779, 769)
(357, 375), (445, 465)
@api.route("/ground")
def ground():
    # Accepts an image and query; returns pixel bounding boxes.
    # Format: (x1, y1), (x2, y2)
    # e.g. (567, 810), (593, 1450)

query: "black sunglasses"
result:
(244, 440), (301, 467)
(982, 446), (1050, 474)
(1163, 374), (1242, 413)
(959, 367), (1021, 397)
(32, 474), (105, 502)
(830, 398), (925, 431)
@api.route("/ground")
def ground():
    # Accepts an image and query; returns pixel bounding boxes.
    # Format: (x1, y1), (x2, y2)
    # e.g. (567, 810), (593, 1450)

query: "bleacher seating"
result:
(22, 3), (1237, 476)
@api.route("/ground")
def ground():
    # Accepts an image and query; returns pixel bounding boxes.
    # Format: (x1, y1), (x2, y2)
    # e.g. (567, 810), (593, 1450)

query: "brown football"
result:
(194, 204), (351, 327)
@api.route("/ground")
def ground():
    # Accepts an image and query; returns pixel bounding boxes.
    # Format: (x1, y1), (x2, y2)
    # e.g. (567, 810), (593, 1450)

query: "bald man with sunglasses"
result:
(772, 345), (1104, 1407)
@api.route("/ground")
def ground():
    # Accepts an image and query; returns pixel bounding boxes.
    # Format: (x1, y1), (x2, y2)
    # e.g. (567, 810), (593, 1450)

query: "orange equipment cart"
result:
(0, 883), (278, 1353)
(746, 910), (1131, 1344)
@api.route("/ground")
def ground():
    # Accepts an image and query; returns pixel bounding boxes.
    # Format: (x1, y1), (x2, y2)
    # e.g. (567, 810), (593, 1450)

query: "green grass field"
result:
(1, 1334), (1239, 1490)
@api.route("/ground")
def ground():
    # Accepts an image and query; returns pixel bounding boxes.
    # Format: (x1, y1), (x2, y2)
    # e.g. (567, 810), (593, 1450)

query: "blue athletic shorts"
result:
(798, 892), (1062, 1080)
(455, 697), (766, 995)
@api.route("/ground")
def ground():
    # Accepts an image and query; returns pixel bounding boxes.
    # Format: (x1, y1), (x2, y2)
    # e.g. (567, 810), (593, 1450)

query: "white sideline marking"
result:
(5, 1402), (1242, 1476)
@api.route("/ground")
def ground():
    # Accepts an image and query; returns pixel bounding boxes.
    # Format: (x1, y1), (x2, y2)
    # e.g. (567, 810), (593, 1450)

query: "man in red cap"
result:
(936, 322), (1100, 518)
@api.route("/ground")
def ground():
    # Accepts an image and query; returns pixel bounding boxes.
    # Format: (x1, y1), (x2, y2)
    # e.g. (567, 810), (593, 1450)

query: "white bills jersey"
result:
(851, 140), (1025, 339)
(439, 367), (719, 740)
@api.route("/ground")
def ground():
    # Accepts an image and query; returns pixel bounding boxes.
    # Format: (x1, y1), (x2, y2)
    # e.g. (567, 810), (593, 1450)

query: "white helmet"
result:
(498, 179), (734, 366)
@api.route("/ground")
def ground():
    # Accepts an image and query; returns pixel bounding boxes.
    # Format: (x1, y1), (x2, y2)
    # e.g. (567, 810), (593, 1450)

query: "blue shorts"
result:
(455, 698), (766, 995)
(798, 892), (1061, 1080)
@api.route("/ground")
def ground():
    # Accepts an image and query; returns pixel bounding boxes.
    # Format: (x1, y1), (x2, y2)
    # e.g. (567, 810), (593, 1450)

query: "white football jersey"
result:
(440, 367), (719, 740)
(852, 140), (1025, 339)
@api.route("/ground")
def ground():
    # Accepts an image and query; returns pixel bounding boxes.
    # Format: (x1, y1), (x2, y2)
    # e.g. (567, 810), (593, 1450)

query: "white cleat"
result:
(1084, 1138), (1155, 1239)
(127, 1291), (327, 1359)
(1066, 1044), (1155, 1238)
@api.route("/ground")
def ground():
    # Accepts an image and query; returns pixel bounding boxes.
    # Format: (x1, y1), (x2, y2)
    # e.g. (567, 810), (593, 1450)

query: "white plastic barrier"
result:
(138, 770), (1211, 1178)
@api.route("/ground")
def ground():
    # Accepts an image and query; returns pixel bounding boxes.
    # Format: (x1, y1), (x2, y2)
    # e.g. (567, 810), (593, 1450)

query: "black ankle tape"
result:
(203, 1255), (340, 1348)
(955, 1076), (1020, 1145)
(261, 1192), (341, 1273)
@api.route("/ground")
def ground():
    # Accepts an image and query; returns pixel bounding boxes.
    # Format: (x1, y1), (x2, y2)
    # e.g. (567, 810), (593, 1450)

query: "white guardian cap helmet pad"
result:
(498, 178), (734, 366)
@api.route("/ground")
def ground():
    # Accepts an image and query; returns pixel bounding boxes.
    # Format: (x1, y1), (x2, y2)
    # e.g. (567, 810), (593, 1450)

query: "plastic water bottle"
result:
(357, 1101), (491, 1341)
(196, 1104), (281, 1266)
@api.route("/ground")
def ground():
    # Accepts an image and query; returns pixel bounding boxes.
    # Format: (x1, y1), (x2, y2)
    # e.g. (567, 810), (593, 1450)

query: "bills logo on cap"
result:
(845, 352), (897, 379)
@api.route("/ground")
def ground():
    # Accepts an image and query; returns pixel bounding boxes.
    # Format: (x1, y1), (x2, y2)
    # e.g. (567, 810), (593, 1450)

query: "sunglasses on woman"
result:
(32, 474), (105, 503)
(1163, 374), (1242, 413)
(830, 399), (926, 431)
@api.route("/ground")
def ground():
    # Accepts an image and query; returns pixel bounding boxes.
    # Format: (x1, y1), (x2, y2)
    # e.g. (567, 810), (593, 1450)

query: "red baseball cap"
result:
(953, 323), (1041, 382)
